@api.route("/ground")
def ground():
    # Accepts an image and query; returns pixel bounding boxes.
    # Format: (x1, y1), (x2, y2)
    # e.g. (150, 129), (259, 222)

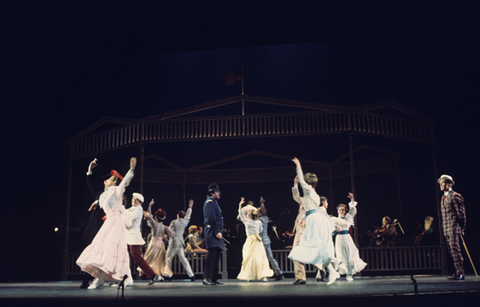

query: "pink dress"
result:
(76, 170), (133, 281)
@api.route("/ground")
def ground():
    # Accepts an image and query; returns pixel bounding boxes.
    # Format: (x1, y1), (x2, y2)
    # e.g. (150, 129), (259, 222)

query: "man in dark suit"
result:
(202, 183), (225, 285)
(438, 174), (466, 280)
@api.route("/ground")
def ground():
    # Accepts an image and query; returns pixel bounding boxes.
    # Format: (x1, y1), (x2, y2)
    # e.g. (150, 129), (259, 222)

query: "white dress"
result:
(76, 170), (133, 281)
(330, 201), (367, 275)
(288, 167), (336, 266)
(237, 209), (274, 280)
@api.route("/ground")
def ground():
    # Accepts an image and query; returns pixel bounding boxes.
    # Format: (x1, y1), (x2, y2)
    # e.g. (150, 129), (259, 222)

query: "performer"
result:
(121, 193), (160, 285)
(79, 158), (105, 289)
(140, 199), (173, 280)
(438, 174), (466, 280)
(202, 183), (226, 285)
(237, 198), (274, 281)
(290, 176), (307, 285)
(330, 193), (367, 281)
(257, 196), (284, 281)
(369, 216), (397, 247)
(287, 157), (340, 285)
(165, 199), (195, 281)
(185, 226), (207, 253)
(76, 157), (136, 290)
(413, 216), (434, 246)
(196, 226), (205, 248)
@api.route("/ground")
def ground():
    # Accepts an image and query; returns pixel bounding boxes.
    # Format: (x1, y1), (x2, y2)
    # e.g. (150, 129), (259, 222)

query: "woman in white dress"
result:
(287, 157), (340, 285)
(330, 193), (367, 281)
(76, 157), (136, 289)
(237, 197), (274, 281)
(139, 199), (173, 280)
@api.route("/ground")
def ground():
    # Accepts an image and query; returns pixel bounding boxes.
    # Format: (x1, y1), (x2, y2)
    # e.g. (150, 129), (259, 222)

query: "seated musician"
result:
(185, 225), (207, 253)
(369, 216), (397, 247)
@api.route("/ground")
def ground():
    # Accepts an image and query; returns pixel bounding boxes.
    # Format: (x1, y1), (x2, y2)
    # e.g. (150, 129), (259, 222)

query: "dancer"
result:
(202, 183), (226, 285)
(140, 199), (173, 280)
(287, 157), (340, 285)
(330, 193), (367, 281)
(257, 197), (284, 280)
(76, 157), (136, 290)
(237, 197), (274, 281)
(122, 193), (160, 285)
(165, 199), (195, 281)
(185, 226), (207, 253)
(438, 174), (466, 280)
(291, 176), (307, 285)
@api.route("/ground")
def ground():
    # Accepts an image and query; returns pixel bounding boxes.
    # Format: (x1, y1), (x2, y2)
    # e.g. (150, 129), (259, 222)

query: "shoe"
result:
(263, 278), (268, 282)
(346, 275), (354, 282)
(87, 277), (104, 290)
(327, 271), (340, 285)
(316, 270), (325, 282)
(164, 275), (172, 282)
(275, 274), (284, 281)
(448, 274), (465, 280)
(214, 280), (223, 285)
(293, 279), (306, 285)
(149, 275), (160, 285)
(190, 275), (196, 282)
(203, 278), (215, 285)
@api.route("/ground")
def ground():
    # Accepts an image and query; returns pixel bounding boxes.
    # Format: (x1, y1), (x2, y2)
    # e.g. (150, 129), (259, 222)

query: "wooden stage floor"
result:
(1, 275), (479, 307)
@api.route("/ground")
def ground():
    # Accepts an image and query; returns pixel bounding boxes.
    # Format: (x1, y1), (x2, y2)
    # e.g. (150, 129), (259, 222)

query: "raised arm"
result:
(292, 176), (302, 205)
(238, 197), (246, 221)
(184, 199), (193, 222)
(116, 157), (136, 199)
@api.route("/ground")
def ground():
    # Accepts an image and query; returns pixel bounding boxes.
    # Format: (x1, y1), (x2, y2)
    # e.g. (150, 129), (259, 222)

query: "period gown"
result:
(76, 170), (133, 281)
(237, 208), (274, 281)
(330, 200), (367, 276)
(139, 212), (173, 278)
(288, 167), (336, 266)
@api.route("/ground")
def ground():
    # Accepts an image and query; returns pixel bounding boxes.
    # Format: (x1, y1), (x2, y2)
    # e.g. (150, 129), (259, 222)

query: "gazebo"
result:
(63, 95), (445, 279)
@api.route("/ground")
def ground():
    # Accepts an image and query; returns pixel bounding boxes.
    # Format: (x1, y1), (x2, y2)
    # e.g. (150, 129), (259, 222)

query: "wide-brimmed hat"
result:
(437, 174), (455, 185)
(132, 192), (144, 203)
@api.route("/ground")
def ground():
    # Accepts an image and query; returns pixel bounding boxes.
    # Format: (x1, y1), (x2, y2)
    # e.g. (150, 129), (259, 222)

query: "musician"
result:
(438, 174), (466, 280)
(370, 216), (397, 247)
(412, 216), (434, 246)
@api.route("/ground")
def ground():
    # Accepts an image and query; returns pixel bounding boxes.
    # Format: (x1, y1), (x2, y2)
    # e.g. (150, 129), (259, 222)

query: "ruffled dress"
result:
(330, 201), (367, 275)
(237, 209), (274, 280)
(288, 167), (336, 266)
(76, 170), (133, 281)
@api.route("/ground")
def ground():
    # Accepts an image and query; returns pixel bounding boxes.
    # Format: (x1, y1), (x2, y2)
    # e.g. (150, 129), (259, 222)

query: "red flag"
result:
(226, 69), (242, 86)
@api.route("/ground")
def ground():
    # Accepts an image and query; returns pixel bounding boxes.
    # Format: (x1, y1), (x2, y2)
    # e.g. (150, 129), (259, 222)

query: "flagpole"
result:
(241, 64), (245, 115)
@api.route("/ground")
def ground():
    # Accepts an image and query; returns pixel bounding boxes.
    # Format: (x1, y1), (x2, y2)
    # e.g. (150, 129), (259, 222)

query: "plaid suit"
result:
(441, 190), (466, 275)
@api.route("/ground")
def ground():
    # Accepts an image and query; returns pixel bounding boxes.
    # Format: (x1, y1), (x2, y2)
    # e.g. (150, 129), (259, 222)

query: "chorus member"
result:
(287, 157), (340, 285)
(237, 198), (274, 281)
(140, 199), (173, 280)
(438, 174), (466, 280)
(185, 226), (207, 253)
(202, 184), (226, 285)
(291, 176), (307, 285)
(122, 193), (160, 285)
(330, 193), (367, 281)
(165, 199), (195, 281)
(257, 197), (284, 280)
(76, 157), (136, 290)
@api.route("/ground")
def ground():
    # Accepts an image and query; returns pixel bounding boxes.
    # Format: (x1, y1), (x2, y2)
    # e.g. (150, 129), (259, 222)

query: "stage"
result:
(1, 275), (479, 307)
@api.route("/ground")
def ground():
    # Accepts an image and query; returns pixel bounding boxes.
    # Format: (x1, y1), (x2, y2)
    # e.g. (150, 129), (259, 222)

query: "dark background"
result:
(1, 1), (479, 281)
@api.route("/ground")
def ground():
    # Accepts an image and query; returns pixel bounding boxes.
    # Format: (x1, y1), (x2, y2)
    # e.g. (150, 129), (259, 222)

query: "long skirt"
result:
(139, 236), (172, 277)
(288, 211), (335, 266)
(335, 234), (367, 275)
(76, 212), (130, 281)
(237, 235), (274, 280)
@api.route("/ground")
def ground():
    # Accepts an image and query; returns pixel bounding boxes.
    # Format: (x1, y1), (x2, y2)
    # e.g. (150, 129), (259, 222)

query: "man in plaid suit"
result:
(438, 174), (466, 280)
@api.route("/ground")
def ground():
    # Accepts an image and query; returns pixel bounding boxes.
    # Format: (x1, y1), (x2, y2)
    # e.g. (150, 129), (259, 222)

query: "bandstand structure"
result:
(63, 94), (445, 279)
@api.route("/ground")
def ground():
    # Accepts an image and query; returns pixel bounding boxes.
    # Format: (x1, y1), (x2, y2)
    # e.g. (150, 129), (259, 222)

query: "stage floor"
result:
(1, 275), (479, 307)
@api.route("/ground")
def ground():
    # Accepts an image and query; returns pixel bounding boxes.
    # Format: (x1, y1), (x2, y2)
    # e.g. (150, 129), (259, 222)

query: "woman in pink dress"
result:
(76, 157), (136, 289)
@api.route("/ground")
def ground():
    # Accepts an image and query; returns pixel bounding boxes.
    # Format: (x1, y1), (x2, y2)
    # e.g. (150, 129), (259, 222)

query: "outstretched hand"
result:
(239, 197), (245, 208)
(130, 157), (137, 171)
(149, 199), (155, 207)
(347, 192), (354, 200)
(188, 199), (194, 208)
(292, 157), (301, 168)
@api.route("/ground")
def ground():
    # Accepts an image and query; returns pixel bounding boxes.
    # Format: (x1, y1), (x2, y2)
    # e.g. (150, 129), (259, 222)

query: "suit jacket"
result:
(122, 205), (146, 245)
(203, 196), (226, 251)
(168, 208), (192, 249)
(441, 189), (466, 236)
